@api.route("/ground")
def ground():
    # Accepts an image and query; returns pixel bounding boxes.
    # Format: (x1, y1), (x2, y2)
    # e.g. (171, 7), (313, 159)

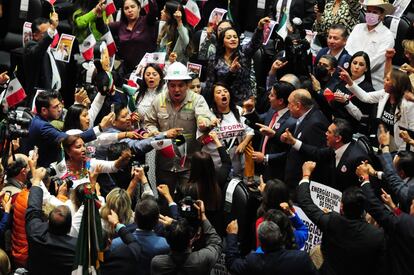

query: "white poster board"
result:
(310, 181), (342, 213)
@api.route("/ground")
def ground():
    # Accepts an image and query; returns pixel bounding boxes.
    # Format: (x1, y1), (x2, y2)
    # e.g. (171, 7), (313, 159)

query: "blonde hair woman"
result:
(100, 188), (134, 235)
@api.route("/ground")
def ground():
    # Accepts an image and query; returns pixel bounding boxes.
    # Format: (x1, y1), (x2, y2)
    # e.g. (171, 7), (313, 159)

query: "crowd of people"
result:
(0, 0), (414, 274)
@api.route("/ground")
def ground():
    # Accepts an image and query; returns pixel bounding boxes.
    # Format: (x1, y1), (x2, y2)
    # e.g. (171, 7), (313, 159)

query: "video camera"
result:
(178, 196), (199, 221)
(4, 108), (32, 139)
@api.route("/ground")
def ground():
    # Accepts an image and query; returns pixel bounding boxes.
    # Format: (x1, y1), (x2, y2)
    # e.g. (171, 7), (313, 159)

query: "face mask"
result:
(365, 13), (380, 26)
(315, 65), (329, 80)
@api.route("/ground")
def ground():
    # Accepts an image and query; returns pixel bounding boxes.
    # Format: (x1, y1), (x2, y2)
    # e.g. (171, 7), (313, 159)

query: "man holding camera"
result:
(150, 200), (222, 275)
(25, 166), (76, 275)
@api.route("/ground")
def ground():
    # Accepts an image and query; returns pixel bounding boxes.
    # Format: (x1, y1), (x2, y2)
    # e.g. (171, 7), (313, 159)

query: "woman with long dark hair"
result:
(157, 1), (192, 63)
(134, 63), (165, 123)
(201, 83), (254, 178)
(179, 131), (231, 235)
(340, 51), (414, 151)
(255, 178), (308, 250)
(109, 0), (158, 74)
(63, 104), (137, 152)
(330, 51), (375, 134)
(203, 17), (269, 106)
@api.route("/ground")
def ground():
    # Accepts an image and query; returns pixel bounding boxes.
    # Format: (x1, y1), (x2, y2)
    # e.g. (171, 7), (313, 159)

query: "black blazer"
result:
(23, 33), (61, 104)
(245, 108), (296, 181)
(298, 181), (386, 275)
(26, 186), (77, 275)
(285, 107), (329, 189)
(225, 234), (318, 275)
(362, 182), (414, 275)
(299, 141), (370, 192)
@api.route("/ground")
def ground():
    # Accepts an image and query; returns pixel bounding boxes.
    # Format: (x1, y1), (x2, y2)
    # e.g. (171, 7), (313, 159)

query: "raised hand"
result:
(280, 128), (295, 145)
(229, 57), (241, 73)
(258, 17), (271, 30)
(256, 123), (276, 137)
(99, 112), (115, 131)
(338, 66), (353, 86)
(302, 161), (316, 177)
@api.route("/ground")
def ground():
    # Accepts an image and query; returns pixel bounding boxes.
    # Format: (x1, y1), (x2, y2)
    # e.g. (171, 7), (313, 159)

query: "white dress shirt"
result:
(345, 22), (394, 90)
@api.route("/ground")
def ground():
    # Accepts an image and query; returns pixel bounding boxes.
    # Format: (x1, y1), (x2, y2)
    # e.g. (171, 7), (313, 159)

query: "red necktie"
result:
(261, 112), (278, 154)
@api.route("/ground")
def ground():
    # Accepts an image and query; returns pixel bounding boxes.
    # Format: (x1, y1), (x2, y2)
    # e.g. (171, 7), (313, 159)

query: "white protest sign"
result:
(22, 22), (32, 47)
(310, 181), (342, 213)
(294, 205), (323, 253)
(392, 0), (411, 18)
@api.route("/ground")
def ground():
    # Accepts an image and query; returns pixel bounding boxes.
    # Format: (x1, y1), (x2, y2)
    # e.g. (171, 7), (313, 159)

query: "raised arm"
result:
(296, 162), (330, 231)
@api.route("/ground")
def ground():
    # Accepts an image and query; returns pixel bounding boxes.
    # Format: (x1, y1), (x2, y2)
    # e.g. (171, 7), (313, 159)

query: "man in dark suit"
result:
(366, 129), (414, 213)
(281, 118), (369, 191)
(298, 161), (385, 275)
(357, 160), (414, 275)
(244, 81), (296, 181)
(25, 167), (76, 275)
(314, 24), (351, 70)
(26, 90), (112, 167)
(23, 13), (62, 106)
(283, 89), (329, 193)
(225, 220), (317, 275)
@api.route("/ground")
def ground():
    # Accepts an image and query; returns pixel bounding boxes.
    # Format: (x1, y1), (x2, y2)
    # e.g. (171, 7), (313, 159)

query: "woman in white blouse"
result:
(339, 62), (414, 151)
(135, 63), (165, 123)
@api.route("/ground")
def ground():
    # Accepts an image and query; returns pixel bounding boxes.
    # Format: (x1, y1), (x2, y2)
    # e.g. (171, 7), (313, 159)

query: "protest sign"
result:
(22, 22), (32, 47)
(294, 205), (323, 253)
(187, 62), (202, 77)
(54, 34), (75, 63)
(208, 8), (227, 29)
(263, 20), (276, 45)
(310, 181), (342, 213)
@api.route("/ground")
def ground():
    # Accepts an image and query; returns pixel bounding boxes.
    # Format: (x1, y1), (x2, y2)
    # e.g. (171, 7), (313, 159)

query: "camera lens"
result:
(45, 166), (57, 177)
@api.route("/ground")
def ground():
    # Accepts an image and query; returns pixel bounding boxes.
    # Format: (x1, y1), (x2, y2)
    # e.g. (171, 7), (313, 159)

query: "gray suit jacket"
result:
(151, 219), (222, 275)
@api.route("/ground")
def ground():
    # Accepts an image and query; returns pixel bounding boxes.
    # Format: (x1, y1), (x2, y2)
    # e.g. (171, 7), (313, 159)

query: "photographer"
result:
(25, 166), (77, 275)
(279, 18), (312, 79)
(96, 142), (152, 198)
(151, 200), (223, 275)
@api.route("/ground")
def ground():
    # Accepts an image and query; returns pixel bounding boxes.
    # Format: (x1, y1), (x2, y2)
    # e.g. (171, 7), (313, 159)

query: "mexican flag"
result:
(140, 0), (150, 13)
(184, 0), (201, 27)
(101, 29), (117, 57)
(5, 77), (26, 108)
(151, 139), (175, 158)
(51, 143), (68, 178)
(105, 0), (116, 16)
(72, 185), (104, 275)
(79, 33), (96, 61)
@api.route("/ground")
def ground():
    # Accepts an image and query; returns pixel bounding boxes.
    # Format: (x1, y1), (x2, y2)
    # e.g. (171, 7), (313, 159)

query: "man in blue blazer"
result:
(244, 81), (297, 181)
(26, 90), (112, 167)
